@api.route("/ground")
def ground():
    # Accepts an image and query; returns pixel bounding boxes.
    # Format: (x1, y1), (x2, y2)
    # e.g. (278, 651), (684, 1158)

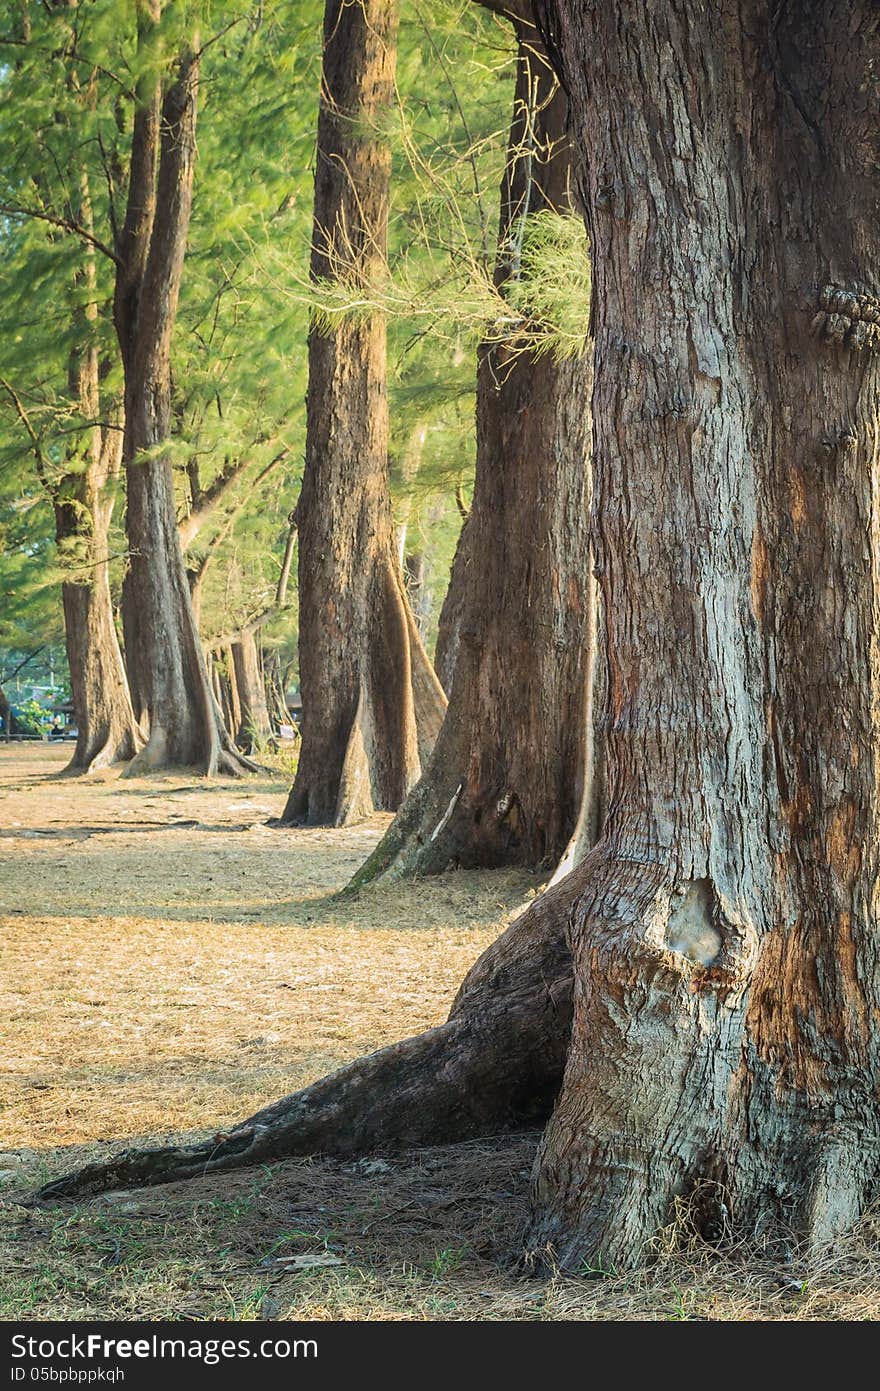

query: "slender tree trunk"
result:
(223, 643), (242, 739)
(394, 426), (431, 642)
(433, 507), (473, 698)
(524, 0), (880, 1273)
(350, 16), (593, 884)
(231, 631), (270, 750)
(25, 38), (141, 773)
(61, 182), (140, 773)
(56, 413), (142, 772)
(208, 652), (231, 735)
(548, 581), (605, 884)
(264, 649), (284, 728)
(114, 31), (253, 775)
(282, 0), (445, 827)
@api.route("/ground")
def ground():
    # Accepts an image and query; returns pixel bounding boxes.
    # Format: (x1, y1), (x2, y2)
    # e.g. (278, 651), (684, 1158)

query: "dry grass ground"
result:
(2, 744), (880, 1320)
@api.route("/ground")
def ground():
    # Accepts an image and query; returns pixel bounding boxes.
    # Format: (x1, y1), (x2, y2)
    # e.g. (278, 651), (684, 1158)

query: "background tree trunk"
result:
(114, 32), (253, 775)
(526, 0), (880, 1273)
(433, 508), (473, 698)
(223, 643), (242, 741)
(59, 173), (140, 772)
(12, 46), (142, 773)
(56, 410), (142, 773)
(208, 652), (235, 739)
(232, 631), (270, 750)
(282, 0), (446, 827)
(350, 15), (594, 884)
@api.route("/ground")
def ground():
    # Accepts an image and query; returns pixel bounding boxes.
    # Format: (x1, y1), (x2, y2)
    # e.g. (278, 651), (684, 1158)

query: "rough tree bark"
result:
(349, 8), (594, 884)
(115, 15), (254, 775)
(281, 0), (446, 828)
(523, 0), (880, 1273)
(0, 366), (141, 773)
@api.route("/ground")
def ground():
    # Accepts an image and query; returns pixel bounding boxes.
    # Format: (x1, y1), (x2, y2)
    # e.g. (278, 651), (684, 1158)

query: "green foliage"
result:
(9, 696), (51, 736)
(0, 0), (583, 680)
(506, 210), (592, 359)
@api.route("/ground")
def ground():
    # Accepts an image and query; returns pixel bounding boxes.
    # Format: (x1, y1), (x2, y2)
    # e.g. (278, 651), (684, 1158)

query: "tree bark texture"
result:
(282, 0), (449, 827)
(350, 17), (594, 883)
(525, 0), (880, 1273)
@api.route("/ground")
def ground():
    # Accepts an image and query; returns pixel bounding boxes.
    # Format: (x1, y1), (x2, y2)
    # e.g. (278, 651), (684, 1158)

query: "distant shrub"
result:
(12, 699), (50, 737)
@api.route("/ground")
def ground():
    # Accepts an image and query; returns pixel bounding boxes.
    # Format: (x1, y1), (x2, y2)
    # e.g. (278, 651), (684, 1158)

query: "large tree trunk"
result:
(40, 4), (880, 1289)
(349, 17), (593, 885)
(114, 32), (253, 776)
(282, 0), (446, 828)
(525, 0), (880, 1273)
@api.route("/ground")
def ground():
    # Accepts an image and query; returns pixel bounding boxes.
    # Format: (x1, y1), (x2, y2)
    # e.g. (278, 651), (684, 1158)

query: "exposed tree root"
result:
(120, 690), (263, 779)
(213, 718), (264, 777)
(35, 870), (580, 1203)
(63, 725), (144, 777)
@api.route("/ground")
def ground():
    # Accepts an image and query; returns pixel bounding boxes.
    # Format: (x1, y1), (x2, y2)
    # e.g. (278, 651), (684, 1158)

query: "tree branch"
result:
(208, 515), (298, 650)
(275, 512), (298, 608)
(0, 202), (120, 266)
(0, 646), (47, 685)
(0, 377), (55, 497)
(179, 445), (290, 552)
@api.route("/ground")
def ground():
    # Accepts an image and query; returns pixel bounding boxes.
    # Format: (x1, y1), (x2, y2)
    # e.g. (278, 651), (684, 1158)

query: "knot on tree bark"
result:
(813, 284), (880, 352)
